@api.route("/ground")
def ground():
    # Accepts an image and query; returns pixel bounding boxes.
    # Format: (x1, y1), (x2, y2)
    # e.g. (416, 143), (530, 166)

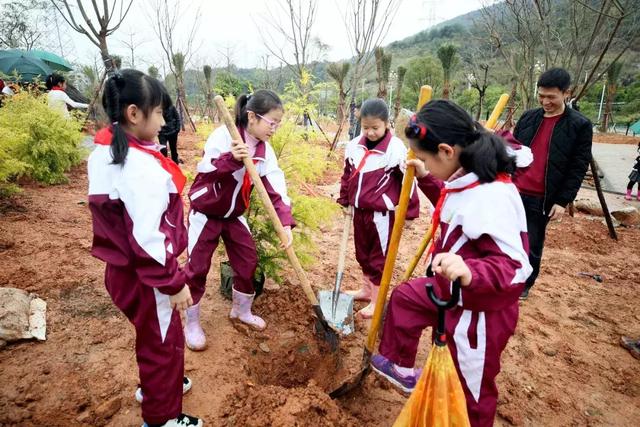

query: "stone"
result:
(574, 199), (603, 216)
(611, 206), (640, 226)
(94, 396), (121, 421)
(0, 287), (47, 343)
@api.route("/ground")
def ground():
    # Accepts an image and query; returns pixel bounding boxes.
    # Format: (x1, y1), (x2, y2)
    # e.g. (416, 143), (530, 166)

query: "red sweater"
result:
(514, 115), (561, 197)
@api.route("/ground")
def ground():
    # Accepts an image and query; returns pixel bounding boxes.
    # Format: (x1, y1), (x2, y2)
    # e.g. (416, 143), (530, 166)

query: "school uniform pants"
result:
(104, 264), (184, 425)
(520, 194), (550, 290)
(379, 277), (519, 427)
(353, 209), (394, 287)
(186, 210), (257, 303)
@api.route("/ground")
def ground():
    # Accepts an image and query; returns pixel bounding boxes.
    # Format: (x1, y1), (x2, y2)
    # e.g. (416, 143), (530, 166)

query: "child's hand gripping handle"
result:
(213, 95), (318, 305)
(425, 264), (461, 346)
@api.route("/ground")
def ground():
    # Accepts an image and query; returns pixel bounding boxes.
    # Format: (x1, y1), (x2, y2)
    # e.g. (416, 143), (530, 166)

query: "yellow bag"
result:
(393, 344), (470, 427)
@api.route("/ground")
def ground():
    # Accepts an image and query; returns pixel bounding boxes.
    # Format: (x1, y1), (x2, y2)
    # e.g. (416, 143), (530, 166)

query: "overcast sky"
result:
(57, 0), (493, 71)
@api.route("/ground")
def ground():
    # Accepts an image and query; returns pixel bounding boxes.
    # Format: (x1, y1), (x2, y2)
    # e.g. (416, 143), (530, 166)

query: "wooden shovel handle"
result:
(336, 206), (353, 277)
(213, 96), (318, 305)
(365, 85), (432, 352)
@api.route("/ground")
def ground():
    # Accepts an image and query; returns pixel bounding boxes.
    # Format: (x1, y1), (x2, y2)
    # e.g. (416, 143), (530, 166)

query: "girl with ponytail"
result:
(88, 69), (202, 427)
(184, 89), (294, 345)
(370, 99), (532, 427)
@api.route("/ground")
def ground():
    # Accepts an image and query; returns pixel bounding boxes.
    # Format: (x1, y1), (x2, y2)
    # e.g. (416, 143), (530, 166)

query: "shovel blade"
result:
(318, 290), (355, 335)
(329, 347), (373, 398)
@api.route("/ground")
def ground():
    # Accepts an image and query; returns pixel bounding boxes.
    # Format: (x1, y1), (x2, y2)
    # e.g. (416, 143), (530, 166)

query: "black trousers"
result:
(159, 133), (179, 163)
(521, 194), (550, 290)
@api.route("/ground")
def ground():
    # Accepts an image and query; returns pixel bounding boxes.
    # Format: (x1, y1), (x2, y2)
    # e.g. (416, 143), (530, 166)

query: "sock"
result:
(394, 364), (415, 377)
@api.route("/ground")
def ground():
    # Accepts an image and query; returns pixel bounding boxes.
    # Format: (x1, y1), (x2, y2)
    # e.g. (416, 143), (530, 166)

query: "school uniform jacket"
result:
(87, 131), (188, 296)
(337, 131), (420, 218)
(417, 172), (532, 312)
(188, 126), (295, 227)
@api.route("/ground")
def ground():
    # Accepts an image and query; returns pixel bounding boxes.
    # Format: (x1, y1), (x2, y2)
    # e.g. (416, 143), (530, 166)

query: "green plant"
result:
(243, 121), (339, 283)
(0, 91), (84, 188)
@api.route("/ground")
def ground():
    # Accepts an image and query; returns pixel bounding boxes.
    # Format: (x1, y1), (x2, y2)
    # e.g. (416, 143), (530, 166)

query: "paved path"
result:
(592, 142), (638, 194)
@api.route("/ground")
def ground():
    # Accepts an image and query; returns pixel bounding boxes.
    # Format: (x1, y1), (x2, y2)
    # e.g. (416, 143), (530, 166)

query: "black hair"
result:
(45, 73), (65, 90)
(405, 99), (515, 183)
(360, 98), (389, 122)
(537, 67), (571, 92)
(234, 89), (283, 128)
(102, 69), (169, 165)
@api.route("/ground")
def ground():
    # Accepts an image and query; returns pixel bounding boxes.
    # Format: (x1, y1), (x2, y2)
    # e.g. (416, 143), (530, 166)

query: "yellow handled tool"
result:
(330, 85), (433, 397)
(213, 95), (339, 350)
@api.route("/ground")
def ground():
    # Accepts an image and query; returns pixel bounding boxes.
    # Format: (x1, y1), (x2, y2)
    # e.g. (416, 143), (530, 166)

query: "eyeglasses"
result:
(255, 113), (281, 130)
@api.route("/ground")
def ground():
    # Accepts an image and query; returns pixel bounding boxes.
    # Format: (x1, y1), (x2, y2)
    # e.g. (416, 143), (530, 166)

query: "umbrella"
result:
(29, 50), (73, 72)
(0, 51), (52, 83)
(393, 269), (470, 427)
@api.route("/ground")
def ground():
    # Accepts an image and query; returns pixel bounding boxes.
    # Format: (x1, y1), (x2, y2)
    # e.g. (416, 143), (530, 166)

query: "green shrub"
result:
(0, 92), (84, 188)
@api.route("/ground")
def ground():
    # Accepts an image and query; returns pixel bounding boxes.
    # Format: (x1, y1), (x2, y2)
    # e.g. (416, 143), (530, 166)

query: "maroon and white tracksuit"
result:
(185, 126), (294, 302)
(88, 130), (188, 424)
(337, 131), (419, 286)
(379, 172), (532, 427)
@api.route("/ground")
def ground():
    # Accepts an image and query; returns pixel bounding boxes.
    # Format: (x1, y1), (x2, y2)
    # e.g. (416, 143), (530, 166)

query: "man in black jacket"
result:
(513, 68), (593, 300)
(160, 100), (182, 164)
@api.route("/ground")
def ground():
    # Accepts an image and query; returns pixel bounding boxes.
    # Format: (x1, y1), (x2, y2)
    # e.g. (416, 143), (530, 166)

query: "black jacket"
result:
(514, 106), (593, 212)
(159, 106), (181, 137)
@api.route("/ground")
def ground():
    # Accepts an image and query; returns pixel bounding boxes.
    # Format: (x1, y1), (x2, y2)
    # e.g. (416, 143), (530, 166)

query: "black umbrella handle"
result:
(425, 265), (461, 346)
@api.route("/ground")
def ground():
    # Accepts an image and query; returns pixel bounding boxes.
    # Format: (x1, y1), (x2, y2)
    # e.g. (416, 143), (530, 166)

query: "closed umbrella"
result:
(393, 270), (470, 427)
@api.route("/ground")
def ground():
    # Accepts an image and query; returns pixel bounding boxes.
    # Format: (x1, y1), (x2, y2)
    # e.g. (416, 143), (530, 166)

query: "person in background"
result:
(624, 143), (640, 201)
(45, 73), (88, 118)
(512, 67), (593, 300)
(159, 94), (183, 164)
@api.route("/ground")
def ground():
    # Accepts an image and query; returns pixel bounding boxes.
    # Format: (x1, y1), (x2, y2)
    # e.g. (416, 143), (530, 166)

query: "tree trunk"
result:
(600, 84), (616, 133)
(337, 89), (346, 124)
(176, 77), (196, 132)
(442, 79), (450, 100)
(99, 36), (116, 75)
(393, 74), (406, 123)
(504, 81), (518, 130)
(475, 88), (486, 121)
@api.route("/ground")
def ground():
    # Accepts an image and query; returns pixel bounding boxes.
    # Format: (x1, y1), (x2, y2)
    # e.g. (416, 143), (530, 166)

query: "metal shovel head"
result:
(318, 290), (355, 336)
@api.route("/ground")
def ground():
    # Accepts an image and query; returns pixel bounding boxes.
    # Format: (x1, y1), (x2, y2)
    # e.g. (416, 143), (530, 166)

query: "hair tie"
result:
(112, 121), (119, 126)
(406, 114), (427, 140)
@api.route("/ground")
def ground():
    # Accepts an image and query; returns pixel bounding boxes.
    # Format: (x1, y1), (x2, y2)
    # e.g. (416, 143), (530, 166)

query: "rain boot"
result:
(230, 289), (266, 330)
(346, 279), (372, 301)
(184, 303), (206, 351)
(357, 284), (379, 319)
(625, 188), (632, 201)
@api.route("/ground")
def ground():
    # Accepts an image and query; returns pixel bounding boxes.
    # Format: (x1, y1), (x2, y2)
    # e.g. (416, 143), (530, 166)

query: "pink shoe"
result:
(230, 289), (266, 330)
(184, 303), (207, 351)
(625, 189), (632, 201)
(345, 279), (372, 301)
(357, 285), (379, 319)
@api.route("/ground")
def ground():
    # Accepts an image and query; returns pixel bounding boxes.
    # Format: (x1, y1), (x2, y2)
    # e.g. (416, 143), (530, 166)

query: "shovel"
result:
(330, 85), (433, 398)
(213, 95), (339, 351)
(319, 206), (355, 335)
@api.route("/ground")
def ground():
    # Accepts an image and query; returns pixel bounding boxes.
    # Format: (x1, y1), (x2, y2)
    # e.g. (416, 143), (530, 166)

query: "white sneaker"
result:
(135, 376), (192, 403)
(142, 413), (203, 427)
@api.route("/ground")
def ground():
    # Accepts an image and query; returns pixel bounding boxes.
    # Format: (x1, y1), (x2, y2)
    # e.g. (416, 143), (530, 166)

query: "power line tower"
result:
(423, 1), (437, 28)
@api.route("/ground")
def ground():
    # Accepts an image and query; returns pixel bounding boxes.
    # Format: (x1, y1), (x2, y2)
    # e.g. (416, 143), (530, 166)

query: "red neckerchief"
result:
(425, 172), (512, 261)
(51, 86), (64, 91)
(237, 127), (264, 209)
(349, 149), (377, 181)
(94, 127), (186, 194)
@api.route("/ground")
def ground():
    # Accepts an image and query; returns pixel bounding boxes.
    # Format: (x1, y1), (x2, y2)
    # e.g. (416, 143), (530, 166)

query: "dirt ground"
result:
(1, 130), (639, 427)
(593, 132), (639, 145)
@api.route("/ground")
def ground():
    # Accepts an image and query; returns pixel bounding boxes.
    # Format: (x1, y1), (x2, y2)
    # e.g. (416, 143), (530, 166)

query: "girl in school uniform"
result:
(371, 100), (532, 427)
(337, 98), (419, 318)
(88, 70), (202, 427)
(183, 90), (294, 350)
